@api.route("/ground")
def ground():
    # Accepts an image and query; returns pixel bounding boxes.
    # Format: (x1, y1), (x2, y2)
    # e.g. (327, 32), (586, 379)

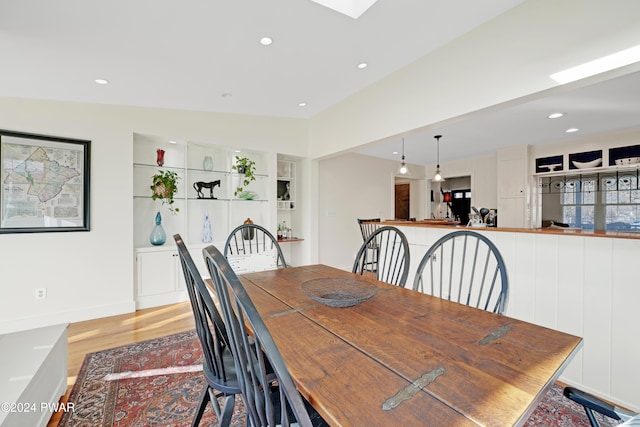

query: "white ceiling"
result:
(0, 0), (523, 118)
(355, 68), (640, 165)
(2, 0), (639, 166)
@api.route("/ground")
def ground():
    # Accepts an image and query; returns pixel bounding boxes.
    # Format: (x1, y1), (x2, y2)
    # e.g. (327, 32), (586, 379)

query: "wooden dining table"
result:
(233, 264), (583, 426)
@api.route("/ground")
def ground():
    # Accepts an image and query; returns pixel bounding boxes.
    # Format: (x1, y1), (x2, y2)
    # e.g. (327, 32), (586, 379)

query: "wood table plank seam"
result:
(244, 274), (484, 423)
(237, 265), (582, 427)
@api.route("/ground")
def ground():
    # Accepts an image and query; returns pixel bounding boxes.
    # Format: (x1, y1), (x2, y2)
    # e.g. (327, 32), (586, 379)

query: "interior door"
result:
(451, 189), (471, 224)
(395, 183), (410, 220)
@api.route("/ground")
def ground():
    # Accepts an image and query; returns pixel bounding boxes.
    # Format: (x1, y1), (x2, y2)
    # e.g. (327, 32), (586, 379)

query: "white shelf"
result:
(133, 133), (271, 307)
(277, 159), (296, 210)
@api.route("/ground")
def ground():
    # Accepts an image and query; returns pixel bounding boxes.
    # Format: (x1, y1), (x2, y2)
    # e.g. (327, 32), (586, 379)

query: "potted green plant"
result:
(150, 170), (180, 213)
(232, 156), (256, 196)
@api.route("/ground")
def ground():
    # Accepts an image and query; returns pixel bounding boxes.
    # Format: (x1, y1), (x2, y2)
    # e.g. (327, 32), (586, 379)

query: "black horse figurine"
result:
(193, 180), (221, 199)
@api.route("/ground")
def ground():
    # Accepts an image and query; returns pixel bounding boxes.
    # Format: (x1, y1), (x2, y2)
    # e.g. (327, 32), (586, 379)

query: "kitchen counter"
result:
(380, 220), (640, 240)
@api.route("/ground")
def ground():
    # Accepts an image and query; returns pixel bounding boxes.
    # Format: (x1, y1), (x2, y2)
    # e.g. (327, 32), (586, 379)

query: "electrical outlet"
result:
(35, 288), (47, 300)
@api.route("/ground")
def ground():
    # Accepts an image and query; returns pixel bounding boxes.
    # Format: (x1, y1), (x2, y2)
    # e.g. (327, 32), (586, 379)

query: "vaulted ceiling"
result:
(2, 0), (640, 166)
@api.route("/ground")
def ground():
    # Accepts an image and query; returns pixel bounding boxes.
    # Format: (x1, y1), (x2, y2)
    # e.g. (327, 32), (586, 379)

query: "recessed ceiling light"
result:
(566, 128), (579, 133)
(548, 112), (565, 119)
(168, 140), (177, 144)
(259, 37), (273, 46)
(357, 62), (368, 69)
(94, 78), (109, 85)
(392, 151), (399, 155)
(234, 150), (241, 153)
(299, 102), (307, 107)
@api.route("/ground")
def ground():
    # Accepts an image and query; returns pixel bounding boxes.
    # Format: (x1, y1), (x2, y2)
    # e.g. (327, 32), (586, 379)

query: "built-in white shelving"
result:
(133, 133), (271, 308)
(277, 159), (296, 210)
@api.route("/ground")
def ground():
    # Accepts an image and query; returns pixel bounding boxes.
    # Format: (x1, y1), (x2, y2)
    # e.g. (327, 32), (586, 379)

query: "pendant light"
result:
(398, 138), (408, 175)
(433, 135), (443, 181)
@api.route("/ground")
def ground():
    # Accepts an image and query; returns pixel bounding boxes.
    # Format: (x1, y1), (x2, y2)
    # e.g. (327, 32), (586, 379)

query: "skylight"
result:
(550, 44), (640, 84)
(311, 0), (378, 19)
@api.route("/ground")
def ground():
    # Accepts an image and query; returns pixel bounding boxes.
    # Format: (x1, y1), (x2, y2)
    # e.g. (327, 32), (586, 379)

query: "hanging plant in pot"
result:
(232, 156), (257, 197)
(150, 170), (180, 214)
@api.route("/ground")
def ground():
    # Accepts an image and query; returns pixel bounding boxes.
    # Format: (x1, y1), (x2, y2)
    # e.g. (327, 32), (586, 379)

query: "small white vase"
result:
(203, 156), (213, 171)
(202, 214), (213, 243)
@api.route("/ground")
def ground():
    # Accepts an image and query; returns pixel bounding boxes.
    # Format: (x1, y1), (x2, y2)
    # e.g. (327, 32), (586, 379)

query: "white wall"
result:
(426, 154), (498, 216)
(318, 153), (425, 270)
(0, 97), (309, 333)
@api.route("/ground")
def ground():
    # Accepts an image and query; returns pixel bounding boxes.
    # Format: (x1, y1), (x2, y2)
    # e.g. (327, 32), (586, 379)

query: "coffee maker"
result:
(486, 209), (497, 227)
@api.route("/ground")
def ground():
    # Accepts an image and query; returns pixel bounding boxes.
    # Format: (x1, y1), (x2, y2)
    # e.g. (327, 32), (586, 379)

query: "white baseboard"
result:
(0, 301), (135, 335)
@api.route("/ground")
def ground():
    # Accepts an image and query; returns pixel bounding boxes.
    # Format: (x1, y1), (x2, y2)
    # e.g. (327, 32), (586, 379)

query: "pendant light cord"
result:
(402, 138), (405, 161)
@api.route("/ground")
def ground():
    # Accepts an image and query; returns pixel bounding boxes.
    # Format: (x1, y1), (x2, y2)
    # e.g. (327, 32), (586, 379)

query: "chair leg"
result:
(192, 386), (237, 427)
(364, 247), (378, 273)
(217, 393), (236, 427)
(585, 407), (601, 427)
(191, 386), (211, 427)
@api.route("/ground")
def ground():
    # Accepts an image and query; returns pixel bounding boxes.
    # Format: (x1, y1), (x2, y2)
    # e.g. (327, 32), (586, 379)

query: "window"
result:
(560, 177), (595, 229)
(541, 172), (640, 231)
(601, 173), (640, 230)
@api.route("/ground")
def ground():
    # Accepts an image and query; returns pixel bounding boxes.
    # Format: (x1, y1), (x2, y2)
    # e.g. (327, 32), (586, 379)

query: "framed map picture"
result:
(0, 130), (90, 233)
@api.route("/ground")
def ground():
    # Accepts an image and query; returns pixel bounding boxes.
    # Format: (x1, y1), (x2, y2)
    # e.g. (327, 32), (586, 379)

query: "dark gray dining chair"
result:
(174, 234), (240, 427)
(412, 230), (508, 314)
(564, 386), (639, 426)
(224, 223), (287, 272)
(357, 218), (381, 244)
(356, 218), (381, 273)
(352, 225), (410, 287)
(203, 244), (328, 427)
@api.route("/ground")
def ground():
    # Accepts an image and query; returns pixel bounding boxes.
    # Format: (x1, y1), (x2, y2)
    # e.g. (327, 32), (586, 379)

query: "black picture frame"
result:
(0, 130), (90, 233)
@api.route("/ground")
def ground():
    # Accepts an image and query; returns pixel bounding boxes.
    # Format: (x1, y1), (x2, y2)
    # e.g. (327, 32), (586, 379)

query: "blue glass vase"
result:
(150, 212), (166, 245)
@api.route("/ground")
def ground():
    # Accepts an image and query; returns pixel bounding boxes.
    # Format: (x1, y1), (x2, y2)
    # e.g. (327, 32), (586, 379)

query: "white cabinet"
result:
(133, 133), (271, 308)
(135, 248), (187, 309)
(497, 145), (530, 228)
(497, 197), (526, 229)
(499, 156), (526, 197)
(0, 324), (68, 427)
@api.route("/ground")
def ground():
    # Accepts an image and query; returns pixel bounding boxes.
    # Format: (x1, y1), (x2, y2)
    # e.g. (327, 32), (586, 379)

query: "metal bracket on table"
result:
(478, 325), (512, 346)
(382, 366), (446, 410)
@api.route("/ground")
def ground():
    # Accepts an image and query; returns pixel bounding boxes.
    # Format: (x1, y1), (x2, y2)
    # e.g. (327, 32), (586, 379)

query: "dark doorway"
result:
(395, 183), (410, 220)
(451, 189), (471, 225)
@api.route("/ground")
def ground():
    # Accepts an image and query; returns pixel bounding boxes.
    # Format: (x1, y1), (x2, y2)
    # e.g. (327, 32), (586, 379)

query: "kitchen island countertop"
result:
(379, 220), (640, 240)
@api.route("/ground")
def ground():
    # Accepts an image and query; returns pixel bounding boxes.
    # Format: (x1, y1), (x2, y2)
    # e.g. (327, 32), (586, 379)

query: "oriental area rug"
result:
(59, 330), (619, 427)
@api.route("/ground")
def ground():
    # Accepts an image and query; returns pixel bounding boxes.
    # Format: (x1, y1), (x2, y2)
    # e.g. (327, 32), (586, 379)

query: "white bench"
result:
(0, 323), (68, 427)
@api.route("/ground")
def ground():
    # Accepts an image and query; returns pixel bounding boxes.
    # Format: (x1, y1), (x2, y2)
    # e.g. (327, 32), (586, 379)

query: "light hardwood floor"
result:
(47, 302), (195, 427)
